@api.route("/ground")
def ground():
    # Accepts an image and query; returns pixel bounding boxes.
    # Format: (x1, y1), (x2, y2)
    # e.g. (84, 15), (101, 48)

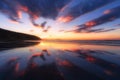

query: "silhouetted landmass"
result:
(0, 41), (40, 50)
(0, 28), (40, 41)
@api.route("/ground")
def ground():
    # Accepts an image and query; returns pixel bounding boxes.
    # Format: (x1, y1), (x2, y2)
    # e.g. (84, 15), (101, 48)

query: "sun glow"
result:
(34, 28), (120, 40)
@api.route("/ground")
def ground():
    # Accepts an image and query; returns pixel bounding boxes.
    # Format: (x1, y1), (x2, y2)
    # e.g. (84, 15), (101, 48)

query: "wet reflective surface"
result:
(0, 41), (120, 80)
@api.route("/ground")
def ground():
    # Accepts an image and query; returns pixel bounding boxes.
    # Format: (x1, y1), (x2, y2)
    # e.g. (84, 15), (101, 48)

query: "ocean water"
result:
(0, 40), (120, 80)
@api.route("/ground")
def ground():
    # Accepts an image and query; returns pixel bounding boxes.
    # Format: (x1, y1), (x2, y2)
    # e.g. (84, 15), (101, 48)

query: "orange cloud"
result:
(103, 10), (111, 14)
(57, 15), (73, 22)
(85, 21), (96, 27)
(19, 6), (28, 12)
(9, 20), (19, 24)
(19, 5), (39, 20)
(17, 11), (22, 19)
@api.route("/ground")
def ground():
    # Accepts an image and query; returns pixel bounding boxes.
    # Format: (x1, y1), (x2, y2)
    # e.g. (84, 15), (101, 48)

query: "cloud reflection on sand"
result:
(0, 41), (120, 80)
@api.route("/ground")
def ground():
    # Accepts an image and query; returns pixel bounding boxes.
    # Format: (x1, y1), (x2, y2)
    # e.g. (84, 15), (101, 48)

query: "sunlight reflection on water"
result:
(0, 41), (120, 80)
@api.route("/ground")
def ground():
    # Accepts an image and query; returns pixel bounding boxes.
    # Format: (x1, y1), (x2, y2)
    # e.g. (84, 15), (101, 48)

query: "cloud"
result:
(115, 24), (120, 27)
(20, 0), (70, 18)
(42, 26), (51, 32)
(57, 15), (73, 23)
(66, 28), (119, 33)
(41, 21), (47, 28)
(57, 0), (114, 22)
(0, 0), (70, 26)
(85, 28), (117, 33)
(0, 0), (115, 25)
(68, 6), (120, 33)
(0, 0), (119, 34)
(0, 0), (21, 22)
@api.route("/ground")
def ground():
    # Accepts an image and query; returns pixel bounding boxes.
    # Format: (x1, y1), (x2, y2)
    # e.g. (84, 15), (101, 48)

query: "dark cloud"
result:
(85, 28), (117, 33)
(0, 0), (20, 22)
(89, 6), (120, 27)
(41, 21), (47, 28)
(57, 0), (114, 22)
(42, 26), (51, 32)
(17, 0), (70, 19)
(31, 21), (47, 28)
(67, 28), (119, 33)
(115, 24), (120, 27)
(0, 0), (70, 26)
(69, 6), (120, 33)
(0, 0), (119, 33)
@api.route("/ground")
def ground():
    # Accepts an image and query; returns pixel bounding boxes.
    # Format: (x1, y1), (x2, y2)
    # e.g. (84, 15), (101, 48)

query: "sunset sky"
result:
(0, 0), (120, 40)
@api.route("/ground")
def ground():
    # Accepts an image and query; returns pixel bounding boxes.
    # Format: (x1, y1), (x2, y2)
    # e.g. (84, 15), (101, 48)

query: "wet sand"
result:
(0, 41), (120, 80)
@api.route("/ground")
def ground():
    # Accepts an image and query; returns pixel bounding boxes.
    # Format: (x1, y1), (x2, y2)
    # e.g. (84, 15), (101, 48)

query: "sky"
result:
(0, 0), (120, 40)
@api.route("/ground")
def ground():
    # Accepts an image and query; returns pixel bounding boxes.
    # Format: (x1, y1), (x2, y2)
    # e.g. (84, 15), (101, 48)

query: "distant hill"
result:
(0, 28), (40, 41)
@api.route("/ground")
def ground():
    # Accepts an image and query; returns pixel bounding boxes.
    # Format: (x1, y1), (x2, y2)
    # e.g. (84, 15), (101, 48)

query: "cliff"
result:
(0, 28), (40, 41)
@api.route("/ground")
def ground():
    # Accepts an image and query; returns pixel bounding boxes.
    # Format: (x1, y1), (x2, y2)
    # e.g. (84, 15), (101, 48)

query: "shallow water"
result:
(0, 41), (120, 80)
